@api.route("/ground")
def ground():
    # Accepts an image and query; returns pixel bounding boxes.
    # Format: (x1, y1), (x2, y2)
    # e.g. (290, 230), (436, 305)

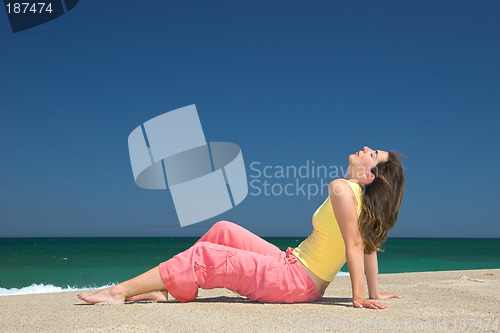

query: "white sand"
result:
(0, 269), (498, 332)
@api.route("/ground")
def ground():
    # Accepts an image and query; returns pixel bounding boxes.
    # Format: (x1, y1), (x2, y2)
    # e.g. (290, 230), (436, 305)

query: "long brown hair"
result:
(359, 151), (405, 254)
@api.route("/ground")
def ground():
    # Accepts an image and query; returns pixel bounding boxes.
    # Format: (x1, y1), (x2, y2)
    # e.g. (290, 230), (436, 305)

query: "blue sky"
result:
(1, 1), (499, 238)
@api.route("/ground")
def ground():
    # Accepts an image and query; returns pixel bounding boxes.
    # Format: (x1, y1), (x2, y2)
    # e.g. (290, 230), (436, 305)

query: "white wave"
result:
(0, 283), (115, 296)
(336, 271), (350, 276)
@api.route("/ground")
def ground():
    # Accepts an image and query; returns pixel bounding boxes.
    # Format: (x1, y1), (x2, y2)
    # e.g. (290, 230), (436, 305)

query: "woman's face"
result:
(348, 146), (389, 185)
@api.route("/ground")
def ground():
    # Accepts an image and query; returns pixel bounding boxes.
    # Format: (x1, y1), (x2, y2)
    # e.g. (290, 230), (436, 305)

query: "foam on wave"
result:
(0, 283), (115, 296)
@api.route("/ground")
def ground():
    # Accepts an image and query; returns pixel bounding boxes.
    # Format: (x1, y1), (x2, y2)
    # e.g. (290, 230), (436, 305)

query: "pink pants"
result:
(158, 221), (323, 303)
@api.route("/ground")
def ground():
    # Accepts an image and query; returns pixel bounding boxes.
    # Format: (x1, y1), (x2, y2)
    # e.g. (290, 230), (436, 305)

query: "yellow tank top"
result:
(292, 179), (363, 282)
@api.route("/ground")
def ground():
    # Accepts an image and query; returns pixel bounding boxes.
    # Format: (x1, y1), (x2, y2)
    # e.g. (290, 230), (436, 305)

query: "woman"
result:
(78, 146), (405, 309)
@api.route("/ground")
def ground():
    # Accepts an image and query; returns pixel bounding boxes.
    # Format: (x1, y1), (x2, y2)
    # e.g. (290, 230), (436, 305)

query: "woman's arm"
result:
(365, 251), (401, 300)
(329, 180), (387, 309)
(364, 251), (380, 299)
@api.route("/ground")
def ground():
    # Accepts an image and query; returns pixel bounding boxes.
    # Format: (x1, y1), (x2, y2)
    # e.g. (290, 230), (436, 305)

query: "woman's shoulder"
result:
(328, 179), (361, 207)
(328, 179), (355, 197)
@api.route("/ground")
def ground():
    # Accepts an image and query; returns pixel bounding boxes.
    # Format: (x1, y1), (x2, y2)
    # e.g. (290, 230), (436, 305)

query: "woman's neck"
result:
(344, 166), (363, 184)
(344, 166), (357, 183)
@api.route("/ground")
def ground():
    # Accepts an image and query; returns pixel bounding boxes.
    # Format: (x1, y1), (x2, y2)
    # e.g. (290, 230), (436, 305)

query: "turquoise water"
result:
(0, 237), (498, 295)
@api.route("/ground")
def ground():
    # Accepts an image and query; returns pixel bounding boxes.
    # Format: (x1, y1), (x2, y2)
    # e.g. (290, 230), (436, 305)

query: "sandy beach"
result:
(0, 269), (498, 332)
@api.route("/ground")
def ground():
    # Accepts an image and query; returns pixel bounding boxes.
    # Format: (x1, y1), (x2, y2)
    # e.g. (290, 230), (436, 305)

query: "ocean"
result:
(0, 238), (498, 296)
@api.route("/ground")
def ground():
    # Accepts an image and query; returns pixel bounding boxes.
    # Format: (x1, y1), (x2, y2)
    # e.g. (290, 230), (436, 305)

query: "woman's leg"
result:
(159, 241), (282, 303)
(77, 267), (166, 304)
(196, 221), (281, 256)
(148, 222), (281, 303)
(78, 221), (282, 304)
(159, 241), (320, 303)
(126, 290), (168, 302)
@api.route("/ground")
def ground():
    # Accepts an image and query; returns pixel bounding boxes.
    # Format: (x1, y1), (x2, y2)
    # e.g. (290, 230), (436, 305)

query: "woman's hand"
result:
(378, 292), (400, 299)
(353, 298), (387, 309)
(354, 292), (400, 308)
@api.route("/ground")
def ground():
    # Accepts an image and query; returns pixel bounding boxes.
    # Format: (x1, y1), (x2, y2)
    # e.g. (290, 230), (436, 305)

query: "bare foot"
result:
(126, 290), (168, 302)
(77, 287), (126, 304)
